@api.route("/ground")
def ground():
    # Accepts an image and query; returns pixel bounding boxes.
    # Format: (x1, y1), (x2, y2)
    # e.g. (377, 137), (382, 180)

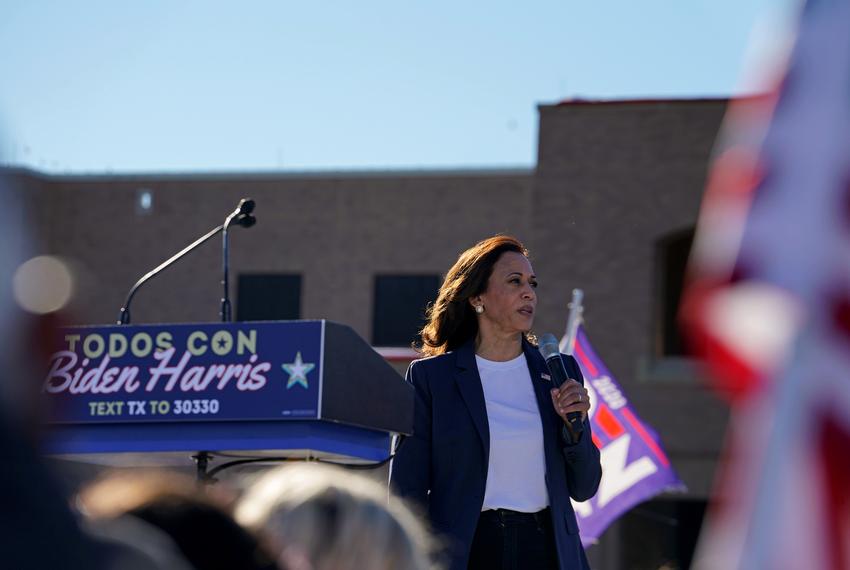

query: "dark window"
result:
(372, 275), (441, 346)
(656, 229), (694, 356)
(237, 274), (301, 321)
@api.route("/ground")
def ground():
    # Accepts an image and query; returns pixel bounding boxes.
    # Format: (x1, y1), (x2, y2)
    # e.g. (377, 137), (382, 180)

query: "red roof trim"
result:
(374, 346), (421, 362)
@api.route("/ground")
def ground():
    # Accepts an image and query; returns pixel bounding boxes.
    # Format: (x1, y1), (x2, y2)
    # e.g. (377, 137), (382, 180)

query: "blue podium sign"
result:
(45, 321), (325, 424)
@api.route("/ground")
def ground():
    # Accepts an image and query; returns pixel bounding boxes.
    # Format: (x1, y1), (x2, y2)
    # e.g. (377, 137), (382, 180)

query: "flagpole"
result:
(560, 288), (584, 355)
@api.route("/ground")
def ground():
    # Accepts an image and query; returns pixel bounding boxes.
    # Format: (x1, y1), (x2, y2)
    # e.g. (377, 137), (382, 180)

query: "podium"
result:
(44, 321), (413, 472)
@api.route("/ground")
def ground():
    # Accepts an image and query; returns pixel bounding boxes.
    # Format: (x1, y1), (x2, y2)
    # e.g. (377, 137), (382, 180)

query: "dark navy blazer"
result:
(390, 337), (602, 570)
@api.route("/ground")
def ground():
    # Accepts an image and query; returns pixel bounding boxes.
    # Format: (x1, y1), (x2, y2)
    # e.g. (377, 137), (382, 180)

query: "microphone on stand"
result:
(220, 198), (255, 323)
(538, 333), (584, 444)
(117, 199), (256, 325)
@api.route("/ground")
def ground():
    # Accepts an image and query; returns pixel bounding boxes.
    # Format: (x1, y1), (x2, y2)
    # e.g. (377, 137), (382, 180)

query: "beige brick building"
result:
(10, 98), (730, 569)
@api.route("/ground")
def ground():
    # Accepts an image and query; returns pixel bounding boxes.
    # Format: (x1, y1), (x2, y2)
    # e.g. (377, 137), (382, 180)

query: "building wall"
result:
(36, 171), (532, 337)
(532, 100), (730, 495)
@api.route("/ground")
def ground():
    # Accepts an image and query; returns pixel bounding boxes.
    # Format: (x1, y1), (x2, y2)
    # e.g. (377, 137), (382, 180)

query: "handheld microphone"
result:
(538, 333), (584, 443)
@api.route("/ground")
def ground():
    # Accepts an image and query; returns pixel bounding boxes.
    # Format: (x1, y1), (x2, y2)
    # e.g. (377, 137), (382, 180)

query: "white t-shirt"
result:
(476, 352), (549, 512)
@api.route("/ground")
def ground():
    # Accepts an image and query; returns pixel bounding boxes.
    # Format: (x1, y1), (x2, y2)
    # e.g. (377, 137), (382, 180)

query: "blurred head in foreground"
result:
(80, 470), (278, 570)
(0, 161), (100, 569)
(236, 463), (434, 570)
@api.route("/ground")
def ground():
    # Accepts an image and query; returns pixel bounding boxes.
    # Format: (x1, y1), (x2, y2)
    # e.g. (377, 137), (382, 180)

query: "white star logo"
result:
(281, 351), (315, 389)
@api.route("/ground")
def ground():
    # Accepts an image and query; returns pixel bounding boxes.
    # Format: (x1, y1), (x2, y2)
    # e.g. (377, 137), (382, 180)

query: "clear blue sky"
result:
(0, 0), (790, 174)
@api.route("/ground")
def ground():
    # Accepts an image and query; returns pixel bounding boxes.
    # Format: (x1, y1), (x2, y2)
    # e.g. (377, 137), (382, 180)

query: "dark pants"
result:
(468, 508), (559, 570)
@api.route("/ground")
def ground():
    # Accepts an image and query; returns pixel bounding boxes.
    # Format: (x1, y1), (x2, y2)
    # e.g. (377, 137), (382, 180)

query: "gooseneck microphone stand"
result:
(114, 198), (256, 484)
(220, 198), (255, 323)
(116, 198), (256, 325)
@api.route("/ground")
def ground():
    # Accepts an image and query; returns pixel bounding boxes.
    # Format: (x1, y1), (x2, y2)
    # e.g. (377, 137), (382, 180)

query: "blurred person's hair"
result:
(80, 469), (279, 570)
(236, 463), (435, 570)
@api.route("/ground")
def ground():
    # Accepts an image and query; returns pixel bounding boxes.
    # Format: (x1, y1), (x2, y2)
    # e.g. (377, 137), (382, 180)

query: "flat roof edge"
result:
(539, 96), (744, 110)
(0, 165), (534, 183)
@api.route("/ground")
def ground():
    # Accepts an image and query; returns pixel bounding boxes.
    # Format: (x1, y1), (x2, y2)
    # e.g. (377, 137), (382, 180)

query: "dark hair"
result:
(129, 498), (278, 570)
(80, 471), (278, 570)
(419, 235), (532, 356)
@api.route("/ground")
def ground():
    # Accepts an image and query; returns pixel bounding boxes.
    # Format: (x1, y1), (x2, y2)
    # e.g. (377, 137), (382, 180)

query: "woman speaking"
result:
(391, 235), (601, 570)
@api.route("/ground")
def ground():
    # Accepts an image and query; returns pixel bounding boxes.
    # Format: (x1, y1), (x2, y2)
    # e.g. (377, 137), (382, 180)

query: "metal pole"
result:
(220, 219), (232, 322)
(560, 288), (584, 355)
(193, 451), (213, 484)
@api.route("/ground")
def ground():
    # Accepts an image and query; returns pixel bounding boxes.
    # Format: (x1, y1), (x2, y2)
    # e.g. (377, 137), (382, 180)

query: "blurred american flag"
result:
(681, 0), (850, 567)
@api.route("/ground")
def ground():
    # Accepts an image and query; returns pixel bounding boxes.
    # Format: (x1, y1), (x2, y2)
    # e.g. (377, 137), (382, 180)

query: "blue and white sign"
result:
(44, 321), (324, 423)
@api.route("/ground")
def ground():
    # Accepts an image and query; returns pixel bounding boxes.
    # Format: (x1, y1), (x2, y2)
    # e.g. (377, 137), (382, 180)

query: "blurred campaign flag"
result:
(561, 323), (684, 546)
(681, 0), (850, 567)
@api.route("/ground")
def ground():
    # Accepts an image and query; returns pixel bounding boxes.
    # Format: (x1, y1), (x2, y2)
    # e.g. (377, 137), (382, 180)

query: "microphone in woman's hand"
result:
(538, 333), (584, 442)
